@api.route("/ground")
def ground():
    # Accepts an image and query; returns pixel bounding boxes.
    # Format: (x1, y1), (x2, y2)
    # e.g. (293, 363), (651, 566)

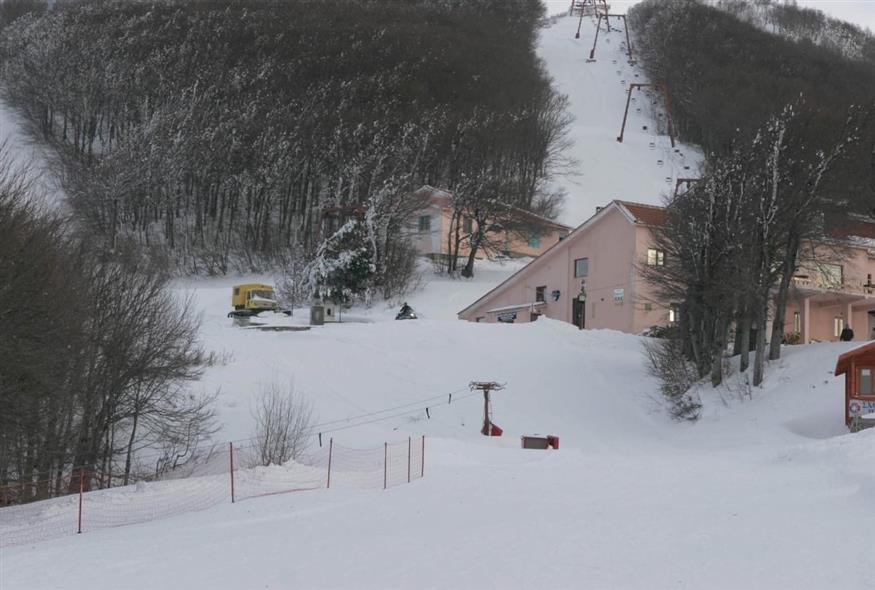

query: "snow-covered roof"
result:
(486, 301), (546, 314)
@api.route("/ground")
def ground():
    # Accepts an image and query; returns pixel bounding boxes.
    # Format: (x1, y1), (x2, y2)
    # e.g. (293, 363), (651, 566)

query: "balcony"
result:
(792, 275), (875, 297)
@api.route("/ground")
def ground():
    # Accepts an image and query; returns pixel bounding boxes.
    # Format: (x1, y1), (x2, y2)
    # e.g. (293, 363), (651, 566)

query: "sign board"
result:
(613, 288), (625, 303)
(849, 398), (875, 416)
(497, 311), (517, 323)
(551, 289), (561, 302)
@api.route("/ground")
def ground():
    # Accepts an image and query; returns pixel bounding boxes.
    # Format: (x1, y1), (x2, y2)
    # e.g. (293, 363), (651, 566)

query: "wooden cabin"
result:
(834, 342), (875, 431)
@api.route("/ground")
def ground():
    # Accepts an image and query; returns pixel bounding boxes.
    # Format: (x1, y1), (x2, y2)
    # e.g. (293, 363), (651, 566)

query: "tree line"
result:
(629, 0), (875, 415)
(0, 146), (213, 503)
(0, 0), (570, 294)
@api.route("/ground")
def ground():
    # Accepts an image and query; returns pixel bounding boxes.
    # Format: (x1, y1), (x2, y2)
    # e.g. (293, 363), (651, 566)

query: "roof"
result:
(825, 214), (875, 242)
(835, 341), (875, 376)
(617, 201), (667, 227)
(415, 185), (572, 232)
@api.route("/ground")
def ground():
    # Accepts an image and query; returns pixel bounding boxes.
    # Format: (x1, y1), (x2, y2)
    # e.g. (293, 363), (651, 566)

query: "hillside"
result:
(3, 267), (874, 588)
(537, 11), (702, 225)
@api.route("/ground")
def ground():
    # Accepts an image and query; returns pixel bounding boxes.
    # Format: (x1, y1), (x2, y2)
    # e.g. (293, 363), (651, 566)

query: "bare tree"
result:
(250, 383), (314, 467)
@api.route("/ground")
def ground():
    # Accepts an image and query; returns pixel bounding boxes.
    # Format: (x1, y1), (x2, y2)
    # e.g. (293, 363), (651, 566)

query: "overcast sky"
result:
(543, 1), (875, 32)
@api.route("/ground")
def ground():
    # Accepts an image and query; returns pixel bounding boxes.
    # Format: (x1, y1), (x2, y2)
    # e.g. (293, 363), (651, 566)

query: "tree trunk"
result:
(753, 301), (768, 386)
(124, 409), (139, 486)
(769, 234), (800, 360)
(738, 308), (752, 373)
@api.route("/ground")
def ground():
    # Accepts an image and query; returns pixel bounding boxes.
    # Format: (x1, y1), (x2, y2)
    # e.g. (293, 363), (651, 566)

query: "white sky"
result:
(543, 1), (875, 33)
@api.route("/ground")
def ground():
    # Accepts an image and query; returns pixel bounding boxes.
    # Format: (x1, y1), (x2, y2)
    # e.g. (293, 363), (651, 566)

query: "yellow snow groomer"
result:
(228, 284), (283, 318)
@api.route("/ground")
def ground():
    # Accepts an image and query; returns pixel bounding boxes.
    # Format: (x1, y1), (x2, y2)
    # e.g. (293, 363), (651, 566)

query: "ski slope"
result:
(3, 285), (874, 589)
(538, 12), (703, 226)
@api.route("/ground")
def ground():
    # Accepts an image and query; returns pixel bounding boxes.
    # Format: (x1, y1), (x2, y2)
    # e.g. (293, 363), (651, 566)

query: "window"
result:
(643, 303), (652, 311)
(834, 317), (844, 338)
(558, 232), (568, 241)
(535, 286), (546, 303)
(818, 264), (843, 289)
(647, 248), (665, 266)
(463, 217), (473, 234)
(860, 368), (873, 396)
(418, 215), (431, 232)
(574, 257), (589, 278)
(793, 312), (801, 333)
(669, 303), (679, 324)
(528, 230), (541, 249)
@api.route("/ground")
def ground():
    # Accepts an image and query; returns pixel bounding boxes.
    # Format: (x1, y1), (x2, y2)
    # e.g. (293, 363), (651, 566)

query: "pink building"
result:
(458, 201), (670, 330)
(410, 186), (572, 261)
(459, 201), (875, 344)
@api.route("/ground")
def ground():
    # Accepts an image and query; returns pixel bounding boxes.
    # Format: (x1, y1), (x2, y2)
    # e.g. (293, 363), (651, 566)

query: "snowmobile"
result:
(395, 304), (417, 320)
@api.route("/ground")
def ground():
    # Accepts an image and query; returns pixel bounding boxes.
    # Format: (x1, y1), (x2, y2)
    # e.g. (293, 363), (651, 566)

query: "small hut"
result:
(834, 342), (875, 431)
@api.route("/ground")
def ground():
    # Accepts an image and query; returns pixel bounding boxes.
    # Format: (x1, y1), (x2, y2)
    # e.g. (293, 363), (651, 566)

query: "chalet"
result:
(459, 201), (875, 344)
(410, 186), (572, 261)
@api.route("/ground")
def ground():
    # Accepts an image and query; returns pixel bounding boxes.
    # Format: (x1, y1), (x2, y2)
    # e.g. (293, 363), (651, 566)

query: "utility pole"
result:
(469, 382), (504, 436)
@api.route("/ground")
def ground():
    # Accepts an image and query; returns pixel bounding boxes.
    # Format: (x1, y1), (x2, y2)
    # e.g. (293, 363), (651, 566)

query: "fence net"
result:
(0, 437), (424, 549)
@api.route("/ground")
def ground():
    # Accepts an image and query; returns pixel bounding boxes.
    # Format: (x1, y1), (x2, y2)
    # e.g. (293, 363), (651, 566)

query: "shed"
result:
(834, 342), (875, 430)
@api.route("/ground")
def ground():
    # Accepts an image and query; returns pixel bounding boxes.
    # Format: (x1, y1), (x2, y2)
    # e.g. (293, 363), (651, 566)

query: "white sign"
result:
(613, 288), (625, 303)
(849, 398), (875, 416)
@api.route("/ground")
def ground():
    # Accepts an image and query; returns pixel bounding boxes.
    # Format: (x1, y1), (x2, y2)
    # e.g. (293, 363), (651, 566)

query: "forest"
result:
(0, 0), (570, 289)
(630, 0), (875, 415)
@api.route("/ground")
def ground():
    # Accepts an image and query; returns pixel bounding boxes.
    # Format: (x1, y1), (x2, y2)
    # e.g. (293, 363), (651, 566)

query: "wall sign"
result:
(849, 398), (875, 416)
(497, 311), (517, 323)
(613, 288), (625, 303)
(551, 289), (561, 302)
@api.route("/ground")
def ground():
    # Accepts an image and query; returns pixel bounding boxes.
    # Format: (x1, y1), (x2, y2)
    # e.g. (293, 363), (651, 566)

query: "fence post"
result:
(229, 442), (236, 504)
(407, 437), (411, 484)
(77, 467), (84, 534)
(327, 438), (333, 489)
(383, 442), (388, 490)
(421, 435), (425, 478)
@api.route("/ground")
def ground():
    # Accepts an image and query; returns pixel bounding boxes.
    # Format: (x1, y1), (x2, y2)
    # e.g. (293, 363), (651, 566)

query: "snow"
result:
(537, 13), (703, 226)
(4, 10), (875, 590)
(4, 259), (875, 589)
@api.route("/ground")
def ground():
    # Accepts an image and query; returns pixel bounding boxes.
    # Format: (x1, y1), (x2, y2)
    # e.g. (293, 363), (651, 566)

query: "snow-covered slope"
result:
(3, 294), (874, 589)
(538, 12), (703, 225)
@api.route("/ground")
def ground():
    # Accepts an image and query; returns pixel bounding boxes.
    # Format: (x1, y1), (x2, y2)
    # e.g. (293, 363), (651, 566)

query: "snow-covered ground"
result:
(538, 12), (703, 226)
(3, 257), (875, 589)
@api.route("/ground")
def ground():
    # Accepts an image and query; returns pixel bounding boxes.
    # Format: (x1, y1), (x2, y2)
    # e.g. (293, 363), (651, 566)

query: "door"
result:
(572, 298), (585, 330)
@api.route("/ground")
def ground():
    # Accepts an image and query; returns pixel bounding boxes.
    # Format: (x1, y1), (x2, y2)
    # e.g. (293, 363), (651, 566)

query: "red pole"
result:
(421, 435), (425, 478)
(327, 438), (333, 489)
(407, 437), (411, 484)
(77, 467), (84, 534)
(383, 442), (388, 490)
(229, 442), (236, 504)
